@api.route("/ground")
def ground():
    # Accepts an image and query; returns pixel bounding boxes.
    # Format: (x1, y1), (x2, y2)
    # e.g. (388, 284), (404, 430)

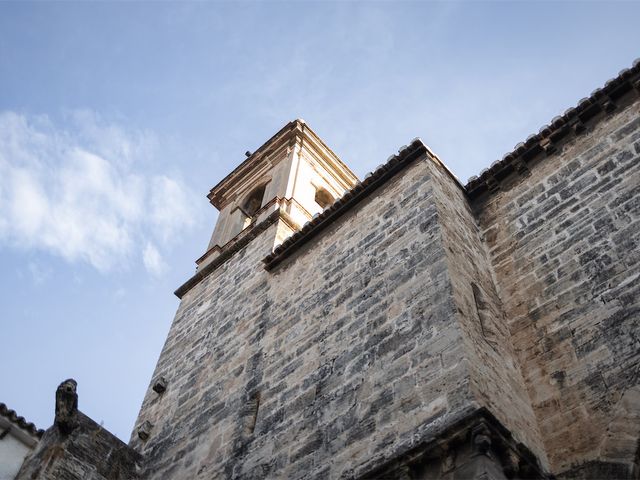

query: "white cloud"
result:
(0, 110), (197, 275)
(142, 242), (168, 277)
(150, 175), (195, 243)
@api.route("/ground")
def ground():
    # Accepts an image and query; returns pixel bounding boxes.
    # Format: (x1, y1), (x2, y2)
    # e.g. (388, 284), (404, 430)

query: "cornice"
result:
(262, 139), (430, 271)
(175, 208), (300, 299)
(0, 402), (44, 440)
(465, 58), (640, 199)
(207, 119), (358, 210)
(358, 407), (548, 480)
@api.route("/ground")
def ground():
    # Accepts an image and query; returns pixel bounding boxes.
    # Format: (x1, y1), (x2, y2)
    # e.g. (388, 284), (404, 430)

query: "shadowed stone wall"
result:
(473, 99), (640, 477)
(16, 411), (141, 480)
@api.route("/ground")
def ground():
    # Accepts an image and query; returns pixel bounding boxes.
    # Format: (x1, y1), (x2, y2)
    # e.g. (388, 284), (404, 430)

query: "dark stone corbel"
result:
(511, 157), (530, 177)
(55, 378), (79, 435)
(517, 456), (539, 479)
(539, 138), (556, 156)
(502, 450), (521, 479)
(441, 446), (457, 474)
(572, 119), (587, 135)
(138, 420), (153, 441)
(152, 377), (167, 394)
(485, 173), (500, 193)
(602, 97), (617, 113)
(472, 423), (493, 456)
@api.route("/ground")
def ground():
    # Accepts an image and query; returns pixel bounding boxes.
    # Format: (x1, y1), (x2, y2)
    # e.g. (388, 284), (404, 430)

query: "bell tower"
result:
(195, 119), (358, 273)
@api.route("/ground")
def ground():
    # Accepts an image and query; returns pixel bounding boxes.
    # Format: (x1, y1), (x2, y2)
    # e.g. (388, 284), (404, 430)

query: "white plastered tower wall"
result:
(0, 415), (39, 480)
(199, 119), (358, 271)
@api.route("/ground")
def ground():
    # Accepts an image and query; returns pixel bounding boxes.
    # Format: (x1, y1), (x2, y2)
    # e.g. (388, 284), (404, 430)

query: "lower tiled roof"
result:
(0, 402), (44, 438)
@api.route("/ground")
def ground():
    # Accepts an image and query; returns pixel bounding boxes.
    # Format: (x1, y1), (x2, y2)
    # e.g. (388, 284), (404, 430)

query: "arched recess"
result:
(243, 184), (267, 217)
(315, 187), (334, 210)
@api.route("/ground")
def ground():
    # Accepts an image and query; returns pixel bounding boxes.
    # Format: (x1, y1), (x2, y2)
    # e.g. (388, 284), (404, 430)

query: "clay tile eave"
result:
(0, 402), (44, 439)
(262, 139), (430, 270)
(464, 57), (640, 198)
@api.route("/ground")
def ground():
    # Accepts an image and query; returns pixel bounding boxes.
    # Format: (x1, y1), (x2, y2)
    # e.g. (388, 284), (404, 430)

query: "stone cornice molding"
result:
(262, 139), (432, 271)
(175, 206), (301, 299)
(358, 408), (549, 480)
(207, 119), (358, 210)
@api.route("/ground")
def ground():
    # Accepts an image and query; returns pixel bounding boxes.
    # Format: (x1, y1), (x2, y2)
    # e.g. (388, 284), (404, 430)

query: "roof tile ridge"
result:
(263, 138), (429, 269)
(0, 402), (44, 438)
(465, 57), (640, 196)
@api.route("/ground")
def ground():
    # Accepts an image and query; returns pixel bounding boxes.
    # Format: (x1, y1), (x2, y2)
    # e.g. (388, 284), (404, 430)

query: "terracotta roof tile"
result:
(465, 58), (640, 197)
(0, 402), (44, 438)
(263, 139), (430, 270)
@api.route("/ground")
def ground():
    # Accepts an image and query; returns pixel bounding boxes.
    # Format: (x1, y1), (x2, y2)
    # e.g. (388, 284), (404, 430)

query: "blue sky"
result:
(1, 1), (639, 442)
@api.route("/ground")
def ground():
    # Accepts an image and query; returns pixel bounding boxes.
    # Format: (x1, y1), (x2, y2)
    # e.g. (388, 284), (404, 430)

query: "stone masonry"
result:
(132, 59), (639, 479)
(472, 87), (640, 478)
(14, 59), (640, 479)
(16, 380), (141, 480)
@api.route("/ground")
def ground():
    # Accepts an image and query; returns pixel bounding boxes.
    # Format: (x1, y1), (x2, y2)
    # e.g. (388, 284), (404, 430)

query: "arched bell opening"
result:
(243, 184), (267, 217)
(315, 187), (334, 210)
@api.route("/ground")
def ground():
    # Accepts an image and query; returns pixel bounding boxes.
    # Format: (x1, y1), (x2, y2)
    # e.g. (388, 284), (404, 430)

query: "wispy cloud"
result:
(0, 111), (197, 275)
(142, 242), (168, 277)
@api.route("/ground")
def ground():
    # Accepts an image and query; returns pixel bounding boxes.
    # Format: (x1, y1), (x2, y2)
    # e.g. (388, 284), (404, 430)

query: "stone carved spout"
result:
(55, 378), (78, 434)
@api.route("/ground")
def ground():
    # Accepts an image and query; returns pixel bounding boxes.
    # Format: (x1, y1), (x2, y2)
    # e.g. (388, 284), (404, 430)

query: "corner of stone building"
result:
(360, 407), (550, 480)
(16, 380), (142, 480)
(465, 78), (640, 478)
(418, 153), (550, 470)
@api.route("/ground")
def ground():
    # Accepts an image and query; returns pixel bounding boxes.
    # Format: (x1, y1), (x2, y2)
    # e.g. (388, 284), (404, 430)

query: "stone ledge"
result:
(175, 208), (300, 299)
(357, 407), (549, 480)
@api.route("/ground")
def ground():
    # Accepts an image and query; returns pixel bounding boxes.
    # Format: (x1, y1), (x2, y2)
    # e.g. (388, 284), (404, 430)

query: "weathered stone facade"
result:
(13, 59), (640, 479)
(130, 143), (550, 479)
(472, 91), (640, 478)
(15, 380), (141, 480)
(128, 60), (639, 479)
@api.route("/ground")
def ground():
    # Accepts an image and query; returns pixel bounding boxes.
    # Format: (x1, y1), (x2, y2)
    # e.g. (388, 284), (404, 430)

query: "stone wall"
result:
(427, 159), (547, 467)
(257, 158), (468, 480)
(16, 411), (140, 480)
(473, 98), (640, 476)
(130, 68), (639, 479)
(131, 154), (550, 479)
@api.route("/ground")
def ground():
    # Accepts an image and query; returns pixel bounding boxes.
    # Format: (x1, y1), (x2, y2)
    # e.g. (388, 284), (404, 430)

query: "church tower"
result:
(192, 119), (357, 279)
